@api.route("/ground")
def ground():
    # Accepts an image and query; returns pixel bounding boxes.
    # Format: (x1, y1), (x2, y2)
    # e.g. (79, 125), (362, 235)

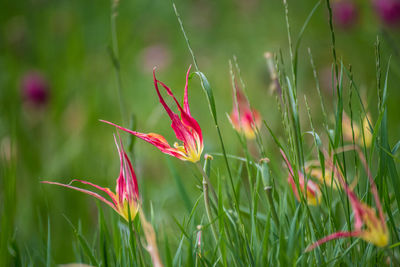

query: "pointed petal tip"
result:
(305, 244), (316, 252)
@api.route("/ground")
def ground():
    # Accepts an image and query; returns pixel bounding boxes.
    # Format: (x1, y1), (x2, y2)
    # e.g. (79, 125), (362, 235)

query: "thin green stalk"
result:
(307, 48), (328, 125)
(282, 0), (296, 87)
(264, 186), (279, 227)
(195, 162), (218, 205)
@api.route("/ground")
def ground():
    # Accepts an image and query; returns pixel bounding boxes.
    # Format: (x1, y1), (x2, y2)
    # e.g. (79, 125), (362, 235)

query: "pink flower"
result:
(21, 71), (49, 107)
(42, 135), (140, 221)
(281, 150), (322, 206)
(306, 147), (388, 250)
(373, 0), (400, 26)
(332, 0), (359, 29)
(229, 83), (262, 140)
(102, 66), (203, 163)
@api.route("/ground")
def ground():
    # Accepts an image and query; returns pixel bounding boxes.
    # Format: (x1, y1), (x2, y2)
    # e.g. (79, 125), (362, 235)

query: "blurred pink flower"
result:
(332, 0), (359, 29)
(229, 83), (262, 140)
(139, 44), (171, 73)
(21, 71), (49, 107)
(281, 150), (322, 206)
(373, 0), (400, 26)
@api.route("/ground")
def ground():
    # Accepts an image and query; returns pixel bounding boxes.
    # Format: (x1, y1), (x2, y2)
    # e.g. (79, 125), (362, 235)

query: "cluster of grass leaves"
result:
(1, 0), (400, 266)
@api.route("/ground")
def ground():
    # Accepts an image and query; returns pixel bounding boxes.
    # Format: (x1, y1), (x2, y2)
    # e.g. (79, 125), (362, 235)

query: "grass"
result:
(1, 0), (400, 266)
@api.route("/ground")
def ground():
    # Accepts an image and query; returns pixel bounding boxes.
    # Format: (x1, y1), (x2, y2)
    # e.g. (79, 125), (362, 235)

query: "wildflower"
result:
(342, 112), (372, 148)
(21, 71), (49, 107)
(102, 66), (203, 163)
(229, 82), (261, 140)
(306, 147), (388, 251)
(42, 135), (140, 221)
(373, 0), (400, 26)
(281, 150), (322, 206)
(332, 0), (359, 29)
(308, 167), (339, 190)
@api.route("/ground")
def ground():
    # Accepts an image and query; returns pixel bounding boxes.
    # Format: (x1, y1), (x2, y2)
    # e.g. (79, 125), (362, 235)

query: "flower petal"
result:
(153, 69), (202, 146)
(183, 65), (192, 116)
(41, 180), (118, 212)
(100, 120), (186, 160)
(306, 231), (362, 251)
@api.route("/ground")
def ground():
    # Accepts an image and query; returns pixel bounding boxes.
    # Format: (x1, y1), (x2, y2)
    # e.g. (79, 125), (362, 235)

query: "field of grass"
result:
(1, 0), (400, 266)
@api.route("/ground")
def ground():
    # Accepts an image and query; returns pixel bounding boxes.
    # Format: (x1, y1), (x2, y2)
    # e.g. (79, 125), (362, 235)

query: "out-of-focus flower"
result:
(306, 148), (388, 251)
(373, 0), (400, 26)
(139, 44), (171, 73)
(139, 211), (164, 267)
(102, 66), (203, 163)
(264, 52), (282, 95)
(306, 159), (357, 190)
(62, 100), (87, 136)
(308, 166), (339, 190)
(332, 0), (359, 29)
(281, 150), (322, 206)
(0, 136), (17, 163)
(42, 135), (140, 221)
(228, 82), (262, 140)
(21, 71), (49, 108)
(342, 112), (372, 147)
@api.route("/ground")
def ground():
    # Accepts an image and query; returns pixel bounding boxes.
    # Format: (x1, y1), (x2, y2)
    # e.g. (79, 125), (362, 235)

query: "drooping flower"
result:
(342, 112), (372, 148)
(281, 150), (322, 206)
(373, 0), (400, 26)
(306, 147), (388, 251)
(306, 158), (357, 190)
(102, 66), (203, 163)
(228, 82), (262, 140)
(42, 135), (140, 221)
(21, 71), (49, 107)
(308, 165), (339, 190)
(332, 0), (359, 29)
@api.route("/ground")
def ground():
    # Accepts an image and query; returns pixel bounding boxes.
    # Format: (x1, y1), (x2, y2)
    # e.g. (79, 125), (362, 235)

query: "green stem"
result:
(264, 186), (280, 228)
(195, 162), (219, 245)
(195, 162), (218, 206)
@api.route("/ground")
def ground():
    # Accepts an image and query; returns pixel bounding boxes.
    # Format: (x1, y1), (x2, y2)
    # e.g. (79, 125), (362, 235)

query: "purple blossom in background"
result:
(21, 71), (49, 107)
(373, 0), (400, 26)
(332, 0), (359, 29)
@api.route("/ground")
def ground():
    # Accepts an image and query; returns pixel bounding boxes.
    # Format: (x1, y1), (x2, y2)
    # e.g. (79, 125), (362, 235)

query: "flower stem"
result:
(195, 162), (218, 204)
(195, 162), (218, 244)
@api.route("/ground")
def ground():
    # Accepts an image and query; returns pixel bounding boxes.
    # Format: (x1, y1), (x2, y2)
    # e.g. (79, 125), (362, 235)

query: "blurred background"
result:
(1, 0), (400, 264)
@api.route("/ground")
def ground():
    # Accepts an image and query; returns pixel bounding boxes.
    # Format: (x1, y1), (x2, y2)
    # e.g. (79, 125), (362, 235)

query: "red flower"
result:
(306, 147), (388, 250)
(102, 66), (203, 163)
(229, 84), (261, 140)
(42, 135), (140, 221)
